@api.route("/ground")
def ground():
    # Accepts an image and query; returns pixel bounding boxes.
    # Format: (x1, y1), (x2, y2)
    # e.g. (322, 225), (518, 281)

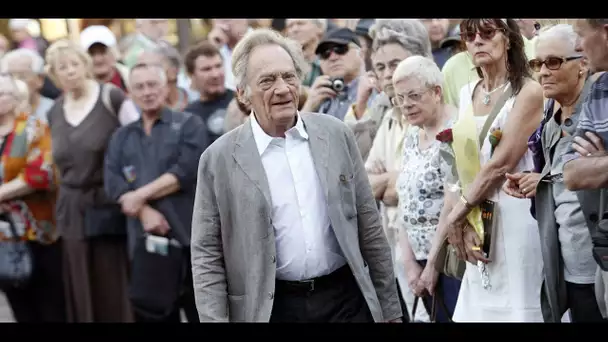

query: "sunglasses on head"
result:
(460, 27), (505, 42)
(319, 45), (349, 60)
(528, 56), (583, 72)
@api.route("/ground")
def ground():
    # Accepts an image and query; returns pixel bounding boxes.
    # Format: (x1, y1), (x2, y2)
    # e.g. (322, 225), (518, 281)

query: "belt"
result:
(275, 265), (352, 295)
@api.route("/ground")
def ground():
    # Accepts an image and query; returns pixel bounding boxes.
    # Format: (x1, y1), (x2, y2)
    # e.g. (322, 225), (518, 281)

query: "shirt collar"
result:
(250, 111), (308, 155)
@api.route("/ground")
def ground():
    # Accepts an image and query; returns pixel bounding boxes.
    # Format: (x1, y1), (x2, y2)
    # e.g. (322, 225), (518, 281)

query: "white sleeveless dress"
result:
(452, 82), (544, 322)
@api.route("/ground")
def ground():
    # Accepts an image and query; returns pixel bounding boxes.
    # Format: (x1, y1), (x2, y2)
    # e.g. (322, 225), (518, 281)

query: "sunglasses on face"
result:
(460, 27), (505, 42)
(528, 56), (583, 72)
(319, 45), (349, 60)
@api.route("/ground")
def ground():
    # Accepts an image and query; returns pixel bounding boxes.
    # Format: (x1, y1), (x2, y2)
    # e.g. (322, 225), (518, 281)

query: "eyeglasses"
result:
(391, 89), (430, 107)
(319, 45), (349, 60)
(460, 27), (505, 42)
(528, 56), (583, 72)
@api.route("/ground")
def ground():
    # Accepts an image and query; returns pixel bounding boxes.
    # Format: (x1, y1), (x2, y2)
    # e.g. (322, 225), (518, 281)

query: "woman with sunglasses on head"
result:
(440, 19), (545, 322)
(502, 24), (604, 322)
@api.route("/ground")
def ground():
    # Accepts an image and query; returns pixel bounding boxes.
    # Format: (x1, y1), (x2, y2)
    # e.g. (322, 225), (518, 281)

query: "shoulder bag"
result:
(435, 84), (513, 280)
(0, 135), (33, 289)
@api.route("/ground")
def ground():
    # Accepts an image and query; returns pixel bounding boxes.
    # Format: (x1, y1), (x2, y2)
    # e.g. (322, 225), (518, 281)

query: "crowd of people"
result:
(1, 17), (608, 323)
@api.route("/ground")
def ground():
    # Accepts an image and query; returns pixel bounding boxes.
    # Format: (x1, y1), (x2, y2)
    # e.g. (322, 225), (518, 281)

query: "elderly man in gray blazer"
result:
(191, 28), (402, 323)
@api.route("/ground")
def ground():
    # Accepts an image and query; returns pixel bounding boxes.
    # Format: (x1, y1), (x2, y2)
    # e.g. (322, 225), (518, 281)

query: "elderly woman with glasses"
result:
(393, 55), (460, 322)
(0, 74), (65, 322)
(503, 24), (604, 322)
(441, 19), (545, 322)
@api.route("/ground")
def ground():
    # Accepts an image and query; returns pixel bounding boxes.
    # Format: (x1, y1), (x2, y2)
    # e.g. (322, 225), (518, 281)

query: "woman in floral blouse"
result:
(0, 74), (64, 322)
(393, 56), (460, 322)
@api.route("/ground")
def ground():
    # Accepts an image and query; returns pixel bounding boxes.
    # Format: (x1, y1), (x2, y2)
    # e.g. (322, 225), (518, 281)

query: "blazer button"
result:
(590, 213), (599, 223)
(268, 292), (274, 300)
(271, 255), (276, 263)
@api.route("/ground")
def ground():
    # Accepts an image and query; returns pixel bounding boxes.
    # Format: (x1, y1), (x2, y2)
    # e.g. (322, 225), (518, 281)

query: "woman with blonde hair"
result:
(441, 19), (545, 322)
(45, 39), (138, 322)
(0, 75), (65, 322)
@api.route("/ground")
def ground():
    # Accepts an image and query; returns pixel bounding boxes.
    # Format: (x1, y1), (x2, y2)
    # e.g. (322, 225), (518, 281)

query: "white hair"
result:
(393, 55), (444, 88)
(1, 48), (45, 74)
(369, 19), (433, 58)
(231, 28), (309, 95)
(535, 24), (579, 56)
(128, 63), (167, 89)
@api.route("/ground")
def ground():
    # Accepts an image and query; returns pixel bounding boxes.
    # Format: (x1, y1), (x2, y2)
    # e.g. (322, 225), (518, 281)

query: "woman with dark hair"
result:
(439, 19), (545, 322)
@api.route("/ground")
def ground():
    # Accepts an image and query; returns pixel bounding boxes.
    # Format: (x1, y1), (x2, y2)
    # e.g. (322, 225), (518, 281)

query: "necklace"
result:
(481, 81), (508, 106)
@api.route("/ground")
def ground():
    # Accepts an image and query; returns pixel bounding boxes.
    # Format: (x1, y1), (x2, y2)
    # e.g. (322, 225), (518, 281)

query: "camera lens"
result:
(332, 79), (344, 92)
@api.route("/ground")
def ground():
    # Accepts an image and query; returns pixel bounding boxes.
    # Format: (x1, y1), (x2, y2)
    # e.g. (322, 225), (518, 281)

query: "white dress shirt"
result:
(250, 113), (346, 281)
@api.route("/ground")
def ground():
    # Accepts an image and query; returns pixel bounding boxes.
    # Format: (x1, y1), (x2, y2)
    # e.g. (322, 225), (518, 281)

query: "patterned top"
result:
(0, 113), (56, 244)
(396, 123), (451, 260)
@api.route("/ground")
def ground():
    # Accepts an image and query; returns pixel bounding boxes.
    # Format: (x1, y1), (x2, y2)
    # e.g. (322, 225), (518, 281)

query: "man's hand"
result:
(301, 75), (337, 112)
(139, 206), (170, 236)
(503, 172), (540, 199)
(208, 25), (229, 48)
(573, 132), (606, 157)
(119, 191), (146, 217)
(354, 71), (379, 119)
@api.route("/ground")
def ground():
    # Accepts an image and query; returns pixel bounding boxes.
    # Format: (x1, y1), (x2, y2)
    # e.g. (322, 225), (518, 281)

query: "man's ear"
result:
(236, 86), (251, 107)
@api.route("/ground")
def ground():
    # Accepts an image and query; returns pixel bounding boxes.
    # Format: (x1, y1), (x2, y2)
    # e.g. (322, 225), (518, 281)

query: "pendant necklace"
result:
(481, 81), (508, 106)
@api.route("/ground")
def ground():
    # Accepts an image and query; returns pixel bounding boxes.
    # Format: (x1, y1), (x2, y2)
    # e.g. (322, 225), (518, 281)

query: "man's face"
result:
(129, 67), (167, 112)
(318, 43), (362, 79)
(10, 28), (29, 43)
(574, 19), (608, 72)
(212, 19), (249, 41)
(140, 19), (169, 42)
(422, 19), (450, 46)
(240, 44), (300, 130)
(192, 54), (225, 96)
(88, 43), (115, 78)
(373, 43), (411, 99)
(286, 19), (323, 48)
(5, 56), (43, 99)
(516, 19), (537, 39)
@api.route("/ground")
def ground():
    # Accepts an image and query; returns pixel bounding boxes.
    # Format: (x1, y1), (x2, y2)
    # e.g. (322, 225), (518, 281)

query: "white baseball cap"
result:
(80, 25), (117, 51)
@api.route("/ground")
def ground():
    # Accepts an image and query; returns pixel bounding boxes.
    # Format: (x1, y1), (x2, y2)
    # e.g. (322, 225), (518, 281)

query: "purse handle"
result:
(476, 82), (514, 148)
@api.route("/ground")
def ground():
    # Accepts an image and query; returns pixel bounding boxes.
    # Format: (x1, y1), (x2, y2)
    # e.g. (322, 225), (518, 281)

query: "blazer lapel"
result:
(302, 114), (330, 200)
(232, 119), (273, 210)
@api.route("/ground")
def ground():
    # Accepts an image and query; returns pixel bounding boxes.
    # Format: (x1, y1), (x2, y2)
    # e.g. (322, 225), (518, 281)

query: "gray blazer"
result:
(191, 112), (402, 322)
(535, 78), (594, 322)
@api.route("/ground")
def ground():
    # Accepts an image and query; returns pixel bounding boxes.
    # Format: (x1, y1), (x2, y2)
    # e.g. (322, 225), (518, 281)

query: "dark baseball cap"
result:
(315, 27), (361, 55)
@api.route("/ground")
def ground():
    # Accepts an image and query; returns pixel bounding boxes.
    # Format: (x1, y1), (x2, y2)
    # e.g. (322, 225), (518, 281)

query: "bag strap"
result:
(478, 83), (514, 148)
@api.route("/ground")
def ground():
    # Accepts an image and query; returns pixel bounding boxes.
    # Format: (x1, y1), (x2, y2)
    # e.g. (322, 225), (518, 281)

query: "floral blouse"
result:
(396, 123), (452, 261)
(0, 113), (56, 244)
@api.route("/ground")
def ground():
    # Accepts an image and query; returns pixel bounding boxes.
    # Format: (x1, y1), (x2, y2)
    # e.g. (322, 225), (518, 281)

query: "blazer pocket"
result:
(228, 294), (246, 322)
(339, 174), (357, 220)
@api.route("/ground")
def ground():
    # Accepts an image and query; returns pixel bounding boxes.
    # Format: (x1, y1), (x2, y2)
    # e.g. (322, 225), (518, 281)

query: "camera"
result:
(328, 77), (345, 93)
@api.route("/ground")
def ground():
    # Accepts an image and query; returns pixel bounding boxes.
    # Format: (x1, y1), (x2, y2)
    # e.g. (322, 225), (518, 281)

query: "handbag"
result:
(410, 280), (453, 323)
(0, 213), (33, 290)
(435, 83), (513, 280)
(84, 204), (127, 238)
(128, 233), (187, 320)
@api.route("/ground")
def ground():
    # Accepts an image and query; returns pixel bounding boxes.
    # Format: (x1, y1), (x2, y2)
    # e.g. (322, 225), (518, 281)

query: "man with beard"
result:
(183, 41), (234, 146)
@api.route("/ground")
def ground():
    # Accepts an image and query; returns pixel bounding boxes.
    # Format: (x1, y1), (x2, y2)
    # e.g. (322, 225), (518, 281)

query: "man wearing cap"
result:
(301, 27), (364, 121)
(80, 25), (130, 93)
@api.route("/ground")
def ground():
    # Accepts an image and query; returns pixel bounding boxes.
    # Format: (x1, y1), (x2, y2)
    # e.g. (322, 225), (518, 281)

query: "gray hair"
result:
(153, 45), (182, 70)
(1, 48), (45, 74)
(393, 55), (444, 89)
(535, 24), (579, 56)
(232, 28), (309, 92)
(128, 63), (168, 88)
(369, 19), (432, 58)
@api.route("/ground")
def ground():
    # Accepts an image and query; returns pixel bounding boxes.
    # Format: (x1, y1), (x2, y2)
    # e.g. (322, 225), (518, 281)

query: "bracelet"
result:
(460, 194), (474, 210)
